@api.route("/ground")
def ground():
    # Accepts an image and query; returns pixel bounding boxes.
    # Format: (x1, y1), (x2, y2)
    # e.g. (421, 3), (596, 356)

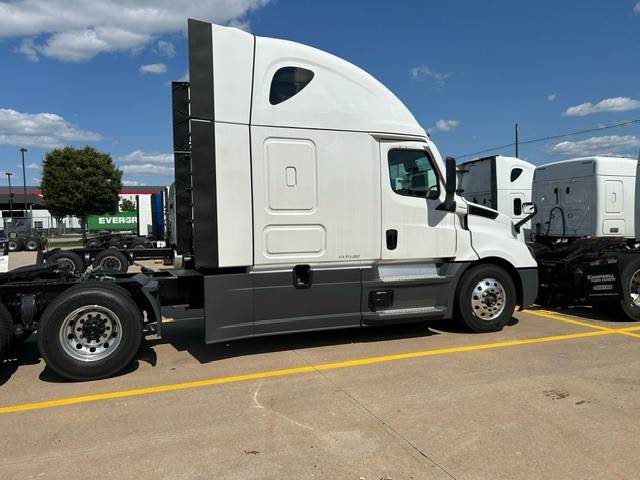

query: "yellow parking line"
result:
(524, 309), (615, 331)
(525, 309), (640, 338)
(0, 328), (613, 415)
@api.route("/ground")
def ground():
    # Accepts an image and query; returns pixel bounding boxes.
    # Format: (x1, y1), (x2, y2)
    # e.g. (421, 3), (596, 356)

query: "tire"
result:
(92, 249), (129, 273)
(24, 237), (40, 251)
(85, 239), (102, 249)
(130, 239), (148, 250)
(7, 238), (22, 252)
(47, 250), (86, 273)
(0, 303), (14, 361)
(619, 257), (640, 321)
(454, 264), (516, 333)
(108, 238), (124, 249)
(0, 316), (7, 361)
(37, 282), (143, 381)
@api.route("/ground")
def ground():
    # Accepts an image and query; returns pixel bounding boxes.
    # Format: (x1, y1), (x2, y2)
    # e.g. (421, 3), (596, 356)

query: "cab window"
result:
(388, 149), (440, 199)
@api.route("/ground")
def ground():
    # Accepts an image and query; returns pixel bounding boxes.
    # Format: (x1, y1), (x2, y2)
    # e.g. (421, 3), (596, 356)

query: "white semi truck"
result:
(529, 156), (640, 320)
(457, 153), (640, 321)
(457, 155), (535, 235)
(0, 20), (537, 380)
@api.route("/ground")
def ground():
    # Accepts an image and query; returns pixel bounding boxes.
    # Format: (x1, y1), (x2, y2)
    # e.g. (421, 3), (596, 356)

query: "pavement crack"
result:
(293, 350), (457, 479)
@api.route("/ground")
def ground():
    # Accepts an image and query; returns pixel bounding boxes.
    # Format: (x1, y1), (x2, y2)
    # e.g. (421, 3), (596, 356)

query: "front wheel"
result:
(37, 283), (143, 381)
(454, 264), (516, 333)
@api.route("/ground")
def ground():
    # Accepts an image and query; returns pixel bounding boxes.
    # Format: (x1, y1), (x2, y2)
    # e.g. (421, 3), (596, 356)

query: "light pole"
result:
(5, 172), (13, 221)
(20, 147), (27, 222)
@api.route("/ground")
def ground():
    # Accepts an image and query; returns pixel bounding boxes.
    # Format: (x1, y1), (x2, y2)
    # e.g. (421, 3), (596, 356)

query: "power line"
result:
(455, 118), (640, 160)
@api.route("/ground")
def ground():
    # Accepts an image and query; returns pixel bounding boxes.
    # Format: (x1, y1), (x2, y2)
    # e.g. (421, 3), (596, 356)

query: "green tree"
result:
(41, 146), (123, 240)
(119, 199), (136, 212)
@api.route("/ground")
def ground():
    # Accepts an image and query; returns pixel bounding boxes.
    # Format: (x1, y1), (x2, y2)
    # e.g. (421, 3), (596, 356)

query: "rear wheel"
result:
(7, 238), (22, 252)
(47, 250), (85, 273)
(454, 264), (516, 332)
(37, 283), (143, 381)
(130, 239), (148, 250)
(85, 239), (102, 249)
(0, 303), (14, 360)
(24, 237), (40, 251)
(619, 257), (640, 321)
(92, 249), (129, 272)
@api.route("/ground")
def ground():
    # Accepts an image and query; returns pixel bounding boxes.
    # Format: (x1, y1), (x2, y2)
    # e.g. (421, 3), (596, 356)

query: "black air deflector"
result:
(171, 81), (193, 256)
(185, 18), (219, 268)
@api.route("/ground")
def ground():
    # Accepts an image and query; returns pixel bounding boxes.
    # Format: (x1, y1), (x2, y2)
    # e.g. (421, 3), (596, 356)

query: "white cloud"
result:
(0, 108), (102, 148)
(1, 0), (271, 62)
(156, 40), (175, 57)
(548, 94), (556, 101)
(562, 97), (640, 116)
(15, 38), (39, 62)
(139, 63), (167, 74)
(119, 150), (174, 177)
(635, 2), (640, 14)
(427, 119), (461, 134)
(121, 164), (174, 176)
(118, 150), (173, 164)
(122, 180), (148, 186)
(546, 135), (640, 155)
(410, 65), (452, 86)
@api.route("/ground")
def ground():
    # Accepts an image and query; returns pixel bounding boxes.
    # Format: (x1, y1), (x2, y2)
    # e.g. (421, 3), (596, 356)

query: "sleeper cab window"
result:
(510, 167), (523, 182)
(388, 149), (440, 199)
(269, 67), (315, 105)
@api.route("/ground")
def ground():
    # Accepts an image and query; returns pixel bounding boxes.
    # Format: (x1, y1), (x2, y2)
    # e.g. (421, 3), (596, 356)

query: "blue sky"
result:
(0, 0), (639, 187)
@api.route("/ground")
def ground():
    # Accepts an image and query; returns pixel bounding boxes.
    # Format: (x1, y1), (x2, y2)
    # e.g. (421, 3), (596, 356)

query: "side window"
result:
(269, 67), (315, 105)
(388, 149), (440, 199)
(510, 168), (523, 182)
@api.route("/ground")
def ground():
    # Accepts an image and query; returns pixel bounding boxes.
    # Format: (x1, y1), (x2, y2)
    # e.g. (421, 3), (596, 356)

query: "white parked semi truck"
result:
(456, 153), (640, 320)
(457, 155), (535, 235)
(530, 156), (640, 320)
(0, 20), (537, 380)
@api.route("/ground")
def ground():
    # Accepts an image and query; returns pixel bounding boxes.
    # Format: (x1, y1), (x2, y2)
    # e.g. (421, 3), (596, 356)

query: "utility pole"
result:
(6, 172), (13, 221)
(20, 147), (27, 224)
(515, 123), (519, 158)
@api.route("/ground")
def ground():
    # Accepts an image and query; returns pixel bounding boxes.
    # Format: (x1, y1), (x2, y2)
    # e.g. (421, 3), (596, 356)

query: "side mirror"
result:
(514, 202), (537, 233)
(437, 156), (457, 212)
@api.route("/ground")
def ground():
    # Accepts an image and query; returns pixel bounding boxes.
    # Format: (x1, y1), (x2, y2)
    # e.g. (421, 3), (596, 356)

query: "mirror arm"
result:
(515, 202), (538, 233)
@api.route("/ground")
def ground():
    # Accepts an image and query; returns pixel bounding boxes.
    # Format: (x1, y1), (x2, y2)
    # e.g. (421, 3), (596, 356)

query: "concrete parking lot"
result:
(1, 252), (639, 479)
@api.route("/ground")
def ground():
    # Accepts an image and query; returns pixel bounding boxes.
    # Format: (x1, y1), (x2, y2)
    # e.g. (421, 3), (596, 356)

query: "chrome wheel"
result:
(470, 277), (506, 320)
(59, 305), (122, 362)
(629, 268), (640, 307)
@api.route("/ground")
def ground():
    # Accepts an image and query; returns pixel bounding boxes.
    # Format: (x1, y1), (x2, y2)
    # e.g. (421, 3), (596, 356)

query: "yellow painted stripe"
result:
(617, 331), (640, 339)
(0, 329), (612, 415)
(526, 309), (640, 338)
(617, 326), (640, 332)
(524, 309), (615, 331)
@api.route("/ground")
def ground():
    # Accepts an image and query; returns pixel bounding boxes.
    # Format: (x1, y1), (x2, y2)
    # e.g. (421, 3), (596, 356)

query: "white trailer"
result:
(0, 20), (538, 380)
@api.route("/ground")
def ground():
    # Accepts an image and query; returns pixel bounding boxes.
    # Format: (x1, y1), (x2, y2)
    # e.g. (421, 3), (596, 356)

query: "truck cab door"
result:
(381, 142), (457, 260)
